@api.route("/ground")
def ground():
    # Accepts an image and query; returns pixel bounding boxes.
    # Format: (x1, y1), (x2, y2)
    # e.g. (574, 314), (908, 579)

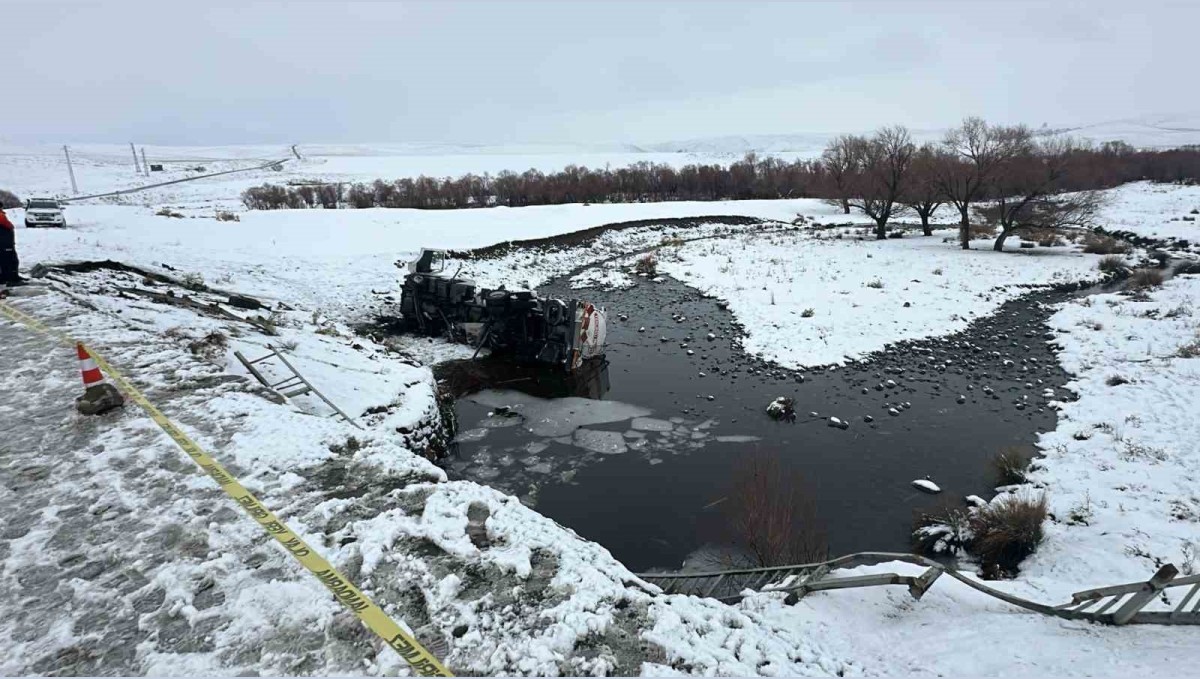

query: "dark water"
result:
(437, 274), (1082, 572)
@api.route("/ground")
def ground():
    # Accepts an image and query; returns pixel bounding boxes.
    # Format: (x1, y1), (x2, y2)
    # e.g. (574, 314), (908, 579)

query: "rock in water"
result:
(827, 416), (849, 430)
(766, 397), (795, 421)
(911, 478), (941, 494)
(965, 495), (988, 508)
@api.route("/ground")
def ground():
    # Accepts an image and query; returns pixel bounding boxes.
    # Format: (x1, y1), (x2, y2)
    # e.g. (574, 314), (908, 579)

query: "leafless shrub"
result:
(1120, 441), (1169, 463)
(634, 253), (658, 276)
(970, 491), (1048, 577)
(1097, 255), (1126, 274)
(1105, 374), (1130, 386)
(1128, 268), (1165, 288)
(968, 223), (997, 239)
(1066, 493), (1094, 526)
(800, 308), (815, 318)
(991, 447), (1030, 485)
(155, 207), (185, 218)
(1174, 261), (1200, 276)
(1083, 235), (1131, 255)
(722, 451), (828, 567)
(215, 210), (240, 222)
(1178, 335), (1200, 358)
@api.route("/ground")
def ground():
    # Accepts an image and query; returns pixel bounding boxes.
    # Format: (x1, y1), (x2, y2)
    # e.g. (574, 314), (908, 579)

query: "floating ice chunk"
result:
(912, 478), (941, 494)
(623, 430), (646, 439)
(715, 435), (761, 443)
(468, 389), (650, 437)
(524, 441), (549, 454)
(456, 428), (489, 443)
(632, 417), (675, 432)
(573, 428), (628, 454)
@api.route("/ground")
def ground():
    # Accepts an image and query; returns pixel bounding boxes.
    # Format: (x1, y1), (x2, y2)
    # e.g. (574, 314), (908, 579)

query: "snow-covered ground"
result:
(3, 142), (1200, 675)
(1092, 181), (1200, 245)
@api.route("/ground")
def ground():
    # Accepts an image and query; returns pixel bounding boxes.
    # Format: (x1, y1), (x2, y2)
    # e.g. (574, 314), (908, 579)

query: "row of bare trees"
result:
(244, 128), (1200, 245)
(821, 119), (1113, 250)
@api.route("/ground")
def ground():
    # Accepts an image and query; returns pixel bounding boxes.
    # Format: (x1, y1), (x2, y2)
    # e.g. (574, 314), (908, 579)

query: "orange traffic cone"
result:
(74, 343), (124, 415)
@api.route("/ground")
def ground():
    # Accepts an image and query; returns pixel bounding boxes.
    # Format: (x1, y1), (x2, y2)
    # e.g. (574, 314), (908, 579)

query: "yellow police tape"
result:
(0, 299), (452, 677)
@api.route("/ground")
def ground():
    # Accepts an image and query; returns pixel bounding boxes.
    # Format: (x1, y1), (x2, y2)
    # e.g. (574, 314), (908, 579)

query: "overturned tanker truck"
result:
(397, 249), (607, 371)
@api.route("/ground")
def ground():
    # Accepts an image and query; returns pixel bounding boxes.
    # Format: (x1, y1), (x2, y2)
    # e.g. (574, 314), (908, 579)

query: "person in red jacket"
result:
(0, 207), (25, 286)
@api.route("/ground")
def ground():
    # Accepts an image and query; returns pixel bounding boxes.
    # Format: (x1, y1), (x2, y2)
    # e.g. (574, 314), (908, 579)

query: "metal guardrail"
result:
(636, 552), (1200, 625)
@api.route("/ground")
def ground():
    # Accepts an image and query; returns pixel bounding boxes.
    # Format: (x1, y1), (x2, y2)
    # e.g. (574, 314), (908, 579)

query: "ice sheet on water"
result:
(631, 417), (675, 432)
(573, 428), (628, 455)
(456, 428), (489, 442)
(715, 435), (762, 443)
(469, 389), (650, 437)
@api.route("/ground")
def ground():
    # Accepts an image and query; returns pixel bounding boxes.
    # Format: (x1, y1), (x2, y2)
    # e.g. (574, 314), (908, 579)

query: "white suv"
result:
(25, 198), (67, 228)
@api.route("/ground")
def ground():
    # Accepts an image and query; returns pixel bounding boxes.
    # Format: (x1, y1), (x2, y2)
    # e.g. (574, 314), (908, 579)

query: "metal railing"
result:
(636, 553), (1200, 625)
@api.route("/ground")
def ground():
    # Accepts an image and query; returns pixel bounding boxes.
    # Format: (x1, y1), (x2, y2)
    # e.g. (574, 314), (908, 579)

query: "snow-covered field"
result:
(3, 142), (1200, 675)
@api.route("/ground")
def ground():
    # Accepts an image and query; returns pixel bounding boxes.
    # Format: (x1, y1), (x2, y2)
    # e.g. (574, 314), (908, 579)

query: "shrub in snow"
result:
(1177, 335), (1200, 358)
(1129, 268), (1165, 288)
(634, 253), (658, 277)
(912, 502), (973, 556)
(1097, 255), (1126, 274)
(991, 446), (1030, 485)
(800, 307), (815, 318)
(1082, 234), (1131, 255)
(1105, 374), (1130, 386)
(865, 278), (884, 289)
(969, 491), (1048, 577)
(1174, 260), (1200, 276)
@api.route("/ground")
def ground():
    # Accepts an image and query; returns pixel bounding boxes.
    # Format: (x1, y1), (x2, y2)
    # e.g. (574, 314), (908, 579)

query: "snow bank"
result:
(659, 229), (1102, 367)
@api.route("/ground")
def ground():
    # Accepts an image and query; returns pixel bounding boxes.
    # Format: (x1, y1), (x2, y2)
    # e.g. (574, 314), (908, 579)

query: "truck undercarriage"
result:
(397, 250), (607, 371)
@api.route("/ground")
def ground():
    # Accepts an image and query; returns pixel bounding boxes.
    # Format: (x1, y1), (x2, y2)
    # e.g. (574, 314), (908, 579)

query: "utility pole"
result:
(63, 145), (79, 194)
(130, 142), (142, 175)
(140, 147), (149, 174)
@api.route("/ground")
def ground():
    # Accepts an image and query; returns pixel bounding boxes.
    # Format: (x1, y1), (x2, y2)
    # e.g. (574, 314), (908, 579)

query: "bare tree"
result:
(976, 138), (1105, 250)
(847, 126), (916, 239)
(900, 144), (948, 236)
(723, 451), (827, 567)
(936, 118), (1034, 249)
(820, 135), (861, 214)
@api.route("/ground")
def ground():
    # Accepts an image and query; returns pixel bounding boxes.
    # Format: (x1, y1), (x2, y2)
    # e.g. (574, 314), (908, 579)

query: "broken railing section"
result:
(636, 552), (1199, 626)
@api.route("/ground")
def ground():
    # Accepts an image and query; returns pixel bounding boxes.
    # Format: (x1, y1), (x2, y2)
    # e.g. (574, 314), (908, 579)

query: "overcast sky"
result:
(5, 1), (1195, 146)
